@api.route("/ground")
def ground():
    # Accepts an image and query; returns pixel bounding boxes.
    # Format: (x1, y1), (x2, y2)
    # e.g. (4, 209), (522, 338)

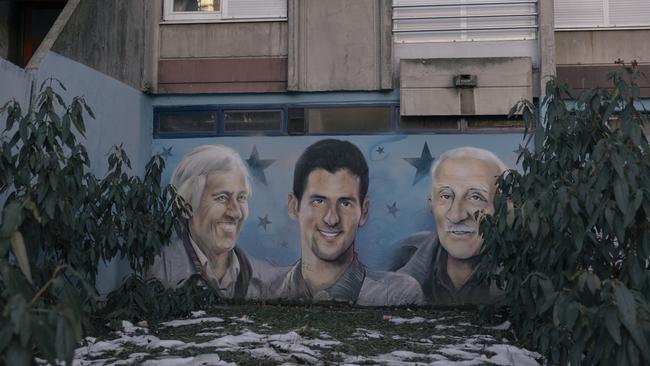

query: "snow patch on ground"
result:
(159, 317), (224, 327)
(69, 313), (543, 366)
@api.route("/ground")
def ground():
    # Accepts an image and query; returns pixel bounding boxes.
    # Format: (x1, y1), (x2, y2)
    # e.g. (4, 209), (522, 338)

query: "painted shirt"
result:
(394, 231), (501, 305)
(272, 256), (424, 306)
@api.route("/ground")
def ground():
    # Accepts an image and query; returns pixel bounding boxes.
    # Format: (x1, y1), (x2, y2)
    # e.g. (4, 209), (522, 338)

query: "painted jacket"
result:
(393, 231), (502, 305)
(147, 232), (285, 300)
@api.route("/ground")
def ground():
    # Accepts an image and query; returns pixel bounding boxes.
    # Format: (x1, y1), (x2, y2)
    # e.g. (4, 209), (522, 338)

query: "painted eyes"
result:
(310, 198), (355, 208)
(214, 194), (228, 203)
(438, 192), (487, 202)
(468, 193), (487, 202)
(213, 193), (248, 203)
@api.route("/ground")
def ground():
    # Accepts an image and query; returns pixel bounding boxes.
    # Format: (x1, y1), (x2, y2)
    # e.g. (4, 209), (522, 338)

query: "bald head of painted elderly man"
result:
(393, 147), (507, 305)
(147, 145), (282, 299)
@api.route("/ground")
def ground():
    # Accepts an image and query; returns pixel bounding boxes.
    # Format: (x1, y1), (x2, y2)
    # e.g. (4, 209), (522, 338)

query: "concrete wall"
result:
(556, 30), (650, 65)
(51, 0), (146, 90)
(400, 57), (533, 116)
(0, 56), (32, 111)
(157, 21), (288, 93)
(36, 51), (151, 177)
(555, 30), (650, 96)
(1, 51), (151, 293)
(288, 0), (392, 91)
(0, 2), (19, 64)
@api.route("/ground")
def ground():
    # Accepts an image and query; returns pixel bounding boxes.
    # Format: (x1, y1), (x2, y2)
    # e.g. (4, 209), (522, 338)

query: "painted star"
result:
(257, 215), (272, 231)
(387, 202), (399, 217)
(403, 142), (435, 186)
(246, 146), (275, 186)
(376, 146), (385, 154)
(161, 146), (173, 158)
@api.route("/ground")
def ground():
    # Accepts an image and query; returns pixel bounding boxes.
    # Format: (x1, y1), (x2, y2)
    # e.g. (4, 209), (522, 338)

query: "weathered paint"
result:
(288, 0), (392, 91)
(51, 0), (146, 91)
(158, 57), (288, 93)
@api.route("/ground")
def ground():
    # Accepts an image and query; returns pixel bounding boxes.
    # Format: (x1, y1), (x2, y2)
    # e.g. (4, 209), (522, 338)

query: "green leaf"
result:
(6, 339), (31, 366)
(0, 202), (24, 238)
(0, 324), (13, 354)
(10, 231), (32, 284)
(604, 310), (621, 345)
(613, 282), (650, 359)
(613, 178), (629, 214)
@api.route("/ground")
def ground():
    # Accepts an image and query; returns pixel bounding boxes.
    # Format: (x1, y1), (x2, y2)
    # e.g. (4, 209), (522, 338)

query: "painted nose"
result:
(446, 199), (469, 223)
(226, 198), (243, 220)
(322, 204), (340, 227)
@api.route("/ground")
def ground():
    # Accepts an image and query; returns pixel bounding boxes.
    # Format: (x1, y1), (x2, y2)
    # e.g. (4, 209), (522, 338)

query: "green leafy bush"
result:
(480, 64), (650, 365)
(0, 80), (192, 365)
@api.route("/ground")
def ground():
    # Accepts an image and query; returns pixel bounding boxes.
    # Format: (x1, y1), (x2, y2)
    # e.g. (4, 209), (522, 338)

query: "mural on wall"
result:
(149, 135), (521, 305)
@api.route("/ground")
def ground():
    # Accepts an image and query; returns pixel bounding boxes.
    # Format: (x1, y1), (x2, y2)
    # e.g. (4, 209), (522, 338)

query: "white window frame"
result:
(163, 0), (287, 23)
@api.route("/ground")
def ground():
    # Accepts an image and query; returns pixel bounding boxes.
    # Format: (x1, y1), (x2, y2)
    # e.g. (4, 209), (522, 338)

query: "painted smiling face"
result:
(429, 158), (500, 260)
(189, 168), (249, 258)
(289, 169), (369, 262)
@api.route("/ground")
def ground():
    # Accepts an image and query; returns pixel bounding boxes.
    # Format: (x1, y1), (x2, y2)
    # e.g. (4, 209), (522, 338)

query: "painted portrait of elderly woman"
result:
(147, 144), (283, 299)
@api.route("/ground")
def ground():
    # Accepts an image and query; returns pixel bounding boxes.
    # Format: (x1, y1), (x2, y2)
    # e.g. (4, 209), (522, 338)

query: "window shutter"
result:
(393, 0), (538, 43)
(225, 0), (287, 19)
(555, 0), (650, 29)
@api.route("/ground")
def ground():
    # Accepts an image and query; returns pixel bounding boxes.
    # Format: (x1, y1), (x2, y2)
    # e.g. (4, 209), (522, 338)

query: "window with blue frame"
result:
(153, 104), (523, 138)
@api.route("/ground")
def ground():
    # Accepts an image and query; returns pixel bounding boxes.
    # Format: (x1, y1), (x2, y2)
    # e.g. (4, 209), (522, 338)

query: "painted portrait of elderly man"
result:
(147, 144), (282, 299)
(393, 147), (507, 305)
(273, 139), (424, 306)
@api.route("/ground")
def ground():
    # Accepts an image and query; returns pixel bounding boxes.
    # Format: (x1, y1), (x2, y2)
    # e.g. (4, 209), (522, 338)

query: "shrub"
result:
(0, 80), (190, 365)
(480, 64), (650, 365)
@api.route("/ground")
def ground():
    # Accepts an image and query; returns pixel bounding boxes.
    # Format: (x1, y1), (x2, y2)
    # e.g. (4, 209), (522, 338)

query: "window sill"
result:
(160, 17), (287, 25)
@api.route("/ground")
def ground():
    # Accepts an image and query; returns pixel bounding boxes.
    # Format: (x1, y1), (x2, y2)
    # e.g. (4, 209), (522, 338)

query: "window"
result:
(154, 104), (524, 138)
(158, 110), (217, 136)
(163, 0), (287, 22)
(223, 110), (283, 132)
(393, 0), (538, 43)
(304, 107), (393, 134)
(555, 0), (650, 29)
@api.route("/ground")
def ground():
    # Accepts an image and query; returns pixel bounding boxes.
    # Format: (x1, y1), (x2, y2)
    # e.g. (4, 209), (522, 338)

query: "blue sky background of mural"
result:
(152, 134), (522, 269)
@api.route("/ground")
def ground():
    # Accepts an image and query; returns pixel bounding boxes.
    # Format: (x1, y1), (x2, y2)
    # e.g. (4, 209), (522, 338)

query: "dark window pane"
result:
(398, 115), (459, 130)
(224, 110), (282, 132)
(305, 107), (392, 133)
(467, 115), (523, 129)
(159, 111), (216, 133)
(173, 0), (220, 12)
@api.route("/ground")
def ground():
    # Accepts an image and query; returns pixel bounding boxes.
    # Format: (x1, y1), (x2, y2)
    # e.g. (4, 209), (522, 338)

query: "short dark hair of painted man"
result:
(292, 139), (369, 206)
(274, 139), (424, 306)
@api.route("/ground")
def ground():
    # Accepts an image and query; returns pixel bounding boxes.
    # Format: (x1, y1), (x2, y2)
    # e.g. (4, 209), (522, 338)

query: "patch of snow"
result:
(121, 320), (148, 334)
(484, 344), (542, 366)
(195, 332), (225, 337)
(488, 321), (512, 331)
(389, 316), (428, 324)
(438, 347), (480, 360)
(140, 354), (234, 366)
(229, 315), (254, 323)
(302, 338), (342, 348)
(191, 310), (206, 318)
(435, 324), (456, 330)
(159, 317), (224, 327)
(351, 328), (383, 339)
